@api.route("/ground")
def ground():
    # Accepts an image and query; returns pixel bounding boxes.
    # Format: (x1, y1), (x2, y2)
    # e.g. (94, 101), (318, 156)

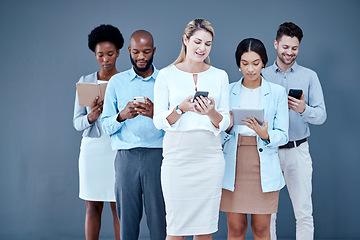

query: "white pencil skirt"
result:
(78, 132), (116, 202)
(161, 130), (225, 236)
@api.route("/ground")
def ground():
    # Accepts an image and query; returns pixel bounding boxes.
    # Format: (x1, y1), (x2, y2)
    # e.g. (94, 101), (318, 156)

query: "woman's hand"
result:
(87, 97), (103, 124)
(194, 96), (223, 128)
(194, 96), (216, 115)
(166, 96), (195, 125)
(243, 118), (269, 141)
(178, 96), (196, 113)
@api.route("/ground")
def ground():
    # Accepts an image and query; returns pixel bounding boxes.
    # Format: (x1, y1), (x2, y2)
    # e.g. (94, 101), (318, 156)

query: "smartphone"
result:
(288, 89), (303, 100)
(133, 96), (146, 104)
(193, 91), (209, 102)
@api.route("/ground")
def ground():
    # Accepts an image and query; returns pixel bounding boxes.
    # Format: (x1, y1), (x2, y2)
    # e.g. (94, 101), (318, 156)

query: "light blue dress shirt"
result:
(262, 61), (327, 141)
(101, 66), (164, 150)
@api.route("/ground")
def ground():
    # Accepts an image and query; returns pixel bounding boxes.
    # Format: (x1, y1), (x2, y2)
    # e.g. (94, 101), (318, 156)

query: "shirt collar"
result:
(272, 61), (298, 73)
(129, 65), (158, 81)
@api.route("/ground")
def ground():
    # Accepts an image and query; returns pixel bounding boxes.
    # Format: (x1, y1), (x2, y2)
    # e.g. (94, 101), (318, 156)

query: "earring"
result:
(238, 68), (241, 72)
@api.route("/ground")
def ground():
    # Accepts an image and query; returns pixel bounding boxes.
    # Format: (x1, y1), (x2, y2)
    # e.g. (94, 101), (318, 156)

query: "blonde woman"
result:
(153, 19), (230, 240)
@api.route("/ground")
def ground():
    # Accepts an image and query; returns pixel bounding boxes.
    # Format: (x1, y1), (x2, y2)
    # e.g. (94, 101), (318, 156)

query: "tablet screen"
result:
(232, 107), (264, 125)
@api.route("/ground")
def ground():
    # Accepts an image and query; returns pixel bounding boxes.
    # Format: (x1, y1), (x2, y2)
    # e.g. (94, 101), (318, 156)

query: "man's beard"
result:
(278, 53), (296, 66)
(130, 54), (154, 72)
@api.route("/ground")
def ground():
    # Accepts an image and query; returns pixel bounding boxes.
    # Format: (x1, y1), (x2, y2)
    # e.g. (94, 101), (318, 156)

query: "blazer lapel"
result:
(230, 80), (242, 109)
(259, 78), (271, 120)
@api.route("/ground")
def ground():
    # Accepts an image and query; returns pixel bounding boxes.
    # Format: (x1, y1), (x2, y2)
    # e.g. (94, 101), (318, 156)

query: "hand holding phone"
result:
(192, 91), (209, 102)
(288, 89), (303, 100)
(288, 89), (306, 113)
(133, 97), (154, 119)
(133, 96), (146, 104)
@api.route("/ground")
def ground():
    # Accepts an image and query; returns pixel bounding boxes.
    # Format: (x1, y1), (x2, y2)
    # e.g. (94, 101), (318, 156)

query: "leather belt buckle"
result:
(279, 138), (307, 149)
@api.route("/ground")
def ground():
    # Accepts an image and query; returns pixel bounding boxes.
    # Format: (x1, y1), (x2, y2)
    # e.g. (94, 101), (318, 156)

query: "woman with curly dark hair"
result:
(73, 24), (124, 240)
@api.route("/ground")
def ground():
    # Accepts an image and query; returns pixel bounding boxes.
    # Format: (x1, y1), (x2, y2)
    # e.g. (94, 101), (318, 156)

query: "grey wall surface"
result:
(0, 0), (359, 239)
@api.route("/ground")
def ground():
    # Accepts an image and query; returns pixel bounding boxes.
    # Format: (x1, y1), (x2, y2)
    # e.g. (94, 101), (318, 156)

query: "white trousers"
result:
(270, 141), (314, 240)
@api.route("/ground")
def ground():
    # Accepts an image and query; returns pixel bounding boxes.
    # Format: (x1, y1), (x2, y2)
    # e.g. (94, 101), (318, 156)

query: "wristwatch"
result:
(175, 105), (185, 115)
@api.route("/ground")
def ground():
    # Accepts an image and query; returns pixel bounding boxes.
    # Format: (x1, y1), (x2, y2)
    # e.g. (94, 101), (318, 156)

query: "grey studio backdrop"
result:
(0, 0), (359, 239)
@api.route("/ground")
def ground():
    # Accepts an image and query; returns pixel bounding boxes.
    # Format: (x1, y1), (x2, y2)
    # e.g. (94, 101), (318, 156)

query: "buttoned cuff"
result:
(300, 104), (312, 119)
(112, 113), (124, 128)
(221, 126), (235, 145)
(84, 114), (94, 127)
(222, 131), (232, 141)
(263, 132), (273, 147)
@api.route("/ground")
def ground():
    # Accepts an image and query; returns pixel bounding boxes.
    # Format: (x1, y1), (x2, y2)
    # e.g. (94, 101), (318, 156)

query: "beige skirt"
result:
(220, 136), (279, 214)
(162, 130), (225, 236)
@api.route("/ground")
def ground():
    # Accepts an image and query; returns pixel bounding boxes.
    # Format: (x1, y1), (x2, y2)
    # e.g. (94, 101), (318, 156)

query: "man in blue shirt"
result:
(101, 30), (166, 240)
(262, 22), (326, 240)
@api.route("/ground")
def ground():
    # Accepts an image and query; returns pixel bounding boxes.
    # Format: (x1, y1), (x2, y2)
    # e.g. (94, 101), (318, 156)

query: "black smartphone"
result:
(193, 91), (209, 102)
(288, 89), (303, 100)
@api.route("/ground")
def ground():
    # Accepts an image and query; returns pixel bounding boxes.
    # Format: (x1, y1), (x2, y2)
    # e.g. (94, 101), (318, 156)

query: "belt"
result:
(279, 138), (307, 149)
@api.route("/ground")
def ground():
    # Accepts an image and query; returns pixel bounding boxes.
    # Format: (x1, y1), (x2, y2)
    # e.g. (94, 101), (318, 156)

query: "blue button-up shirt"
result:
(262, 61), (326, 141)
(101, 66), (164, 150)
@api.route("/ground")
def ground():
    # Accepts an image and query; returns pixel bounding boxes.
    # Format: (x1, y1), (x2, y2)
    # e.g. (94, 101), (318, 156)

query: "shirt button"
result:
(259, 148), (263, 152)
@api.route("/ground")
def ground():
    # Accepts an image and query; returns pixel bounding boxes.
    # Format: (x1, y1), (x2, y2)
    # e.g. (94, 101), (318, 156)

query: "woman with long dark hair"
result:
(220, 38), (288, 240)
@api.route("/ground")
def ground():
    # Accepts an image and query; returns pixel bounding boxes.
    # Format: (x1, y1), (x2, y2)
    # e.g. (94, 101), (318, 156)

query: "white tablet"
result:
(232, 107), (264, 125)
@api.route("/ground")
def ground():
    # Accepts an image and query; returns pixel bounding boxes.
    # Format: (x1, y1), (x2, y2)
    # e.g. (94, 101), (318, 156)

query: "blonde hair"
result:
(172, 18), (214, 65)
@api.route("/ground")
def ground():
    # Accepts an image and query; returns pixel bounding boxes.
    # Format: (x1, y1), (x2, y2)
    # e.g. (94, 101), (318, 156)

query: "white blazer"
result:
(222, 78), (289, 193)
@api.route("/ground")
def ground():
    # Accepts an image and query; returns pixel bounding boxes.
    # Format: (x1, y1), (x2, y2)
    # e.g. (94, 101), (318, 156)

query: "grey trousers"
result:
(115, 147), (166, 240)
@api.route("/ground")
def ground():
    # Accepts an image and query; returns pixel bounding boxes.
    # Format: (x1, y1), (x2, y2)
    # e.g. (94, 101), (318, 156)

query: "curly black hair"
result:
(88, 24), (124, 52)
